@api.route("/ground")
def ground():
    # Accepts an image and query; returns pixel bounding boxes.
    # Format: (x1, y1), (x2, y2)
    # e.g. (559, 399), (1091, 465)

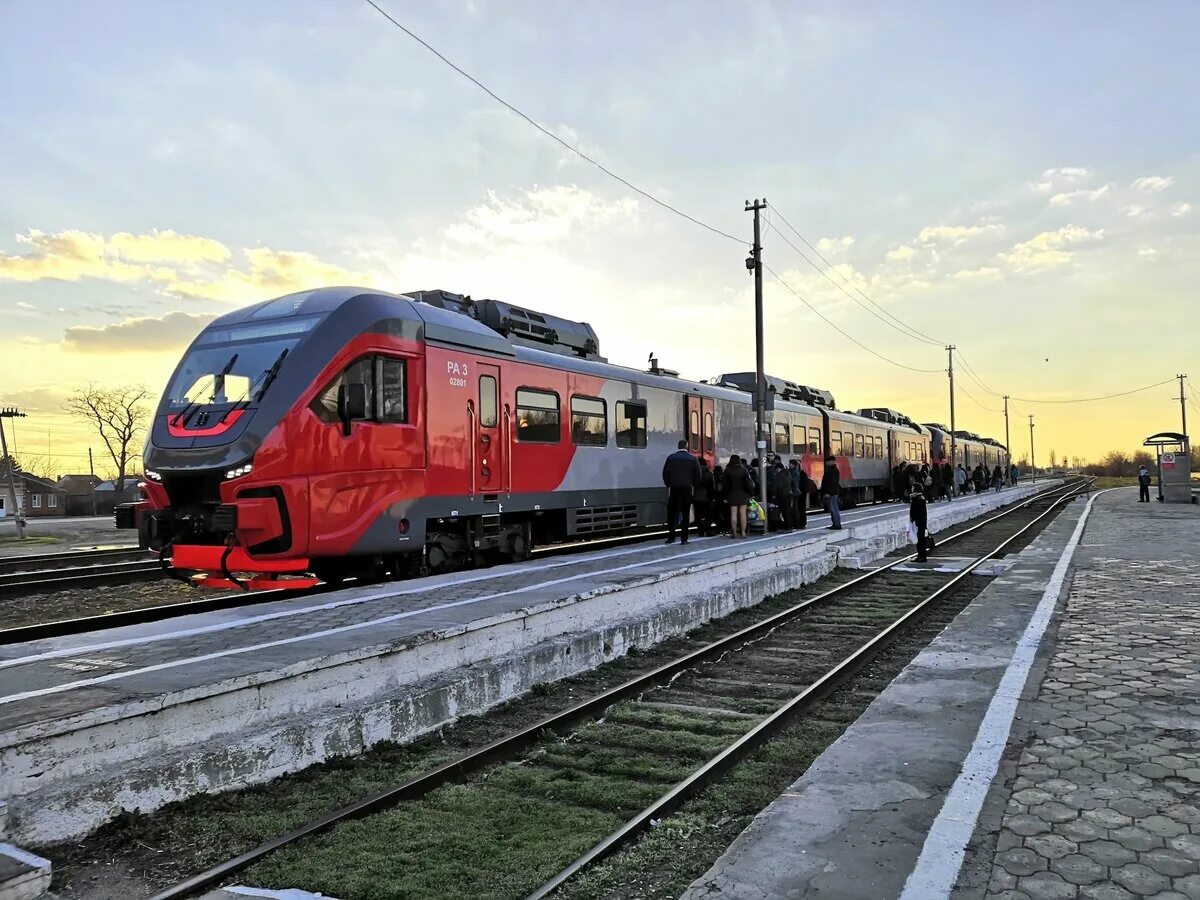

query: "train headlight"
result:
(224, 463), (254, 480)
(145, 470), (162, 482)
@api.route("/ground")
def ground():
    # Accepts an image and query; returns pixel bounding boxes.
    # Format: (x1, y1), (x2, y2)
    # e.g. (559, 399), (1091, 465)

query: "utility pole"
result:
(1003, 395), (1011, 482)
(1028, 414), (1036, 481)
(746, 198), (770, 530)
(1178, 374), (1188, 444)
(0, 407), (27, 540)
(947, 345), (957, 497)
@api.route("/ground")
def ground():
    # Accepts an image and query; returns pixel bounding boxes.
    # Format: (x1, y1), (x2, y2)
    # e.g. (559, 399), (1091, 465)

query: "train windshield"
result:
(165, 318), (315, 409)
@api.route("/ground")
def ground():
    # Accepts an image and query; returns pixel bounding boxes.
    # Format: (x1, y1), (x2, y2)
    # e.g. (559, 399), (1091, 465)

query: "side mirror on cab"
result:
(337, 382), (369, 436)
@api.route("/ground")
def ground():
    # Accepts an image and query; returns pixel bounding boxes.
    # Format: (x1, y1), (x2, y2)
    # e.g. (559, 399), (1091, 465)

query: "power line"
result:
(361, 0), (744, 245)
(764, 263), (942, 374)
(768, 206), (945, 347)
(954, 351), (1003, 397)
(956, 380), (1001, 414)
(766, 221), (944, 349)
(1009, 378), (1176, 404)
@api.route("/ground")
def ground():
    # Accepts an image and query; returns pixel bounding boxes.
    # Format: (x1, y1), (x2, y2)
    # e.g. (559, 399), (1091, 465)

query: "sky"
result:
(1, 0), (1198, 475)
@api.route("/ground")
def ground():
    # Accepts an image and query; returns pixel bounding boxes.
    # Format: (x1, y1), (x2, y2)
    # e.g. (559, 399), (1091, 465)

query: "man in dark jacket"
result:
(663, 440), (702, 544)
(909, 487), (934, 562)
(789, 458), (808, 529)
(931, 462), (944, 502)
(1138, 465), (1152, 502)
(821, 456), (842, 530)
(770, 459), (795, 531)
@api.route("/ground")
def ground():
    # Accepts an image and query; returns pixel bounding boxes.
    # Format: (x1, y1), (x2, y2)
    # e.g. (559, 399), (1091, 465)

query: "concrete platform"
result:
(684, 487), (1199, 900)
(0, 843), (51, 900)
(0, 483), (1047, 846)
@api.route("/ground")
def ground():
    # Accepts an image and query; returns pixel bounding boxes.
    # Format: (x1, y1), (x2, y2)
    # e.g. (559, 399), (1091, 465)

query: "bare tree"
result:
(11, 453), (55, 480)
(65, 385), (151, 490)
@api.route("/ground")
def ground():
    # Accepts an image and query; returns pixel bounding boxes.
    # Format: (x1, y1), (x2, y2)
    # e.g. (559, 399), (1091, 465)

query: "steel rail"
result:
(151, 478), (1084, 900)
(0, 560), (164, 601)
(0, 546), (145, 574)
(527, 479), (1091, 897)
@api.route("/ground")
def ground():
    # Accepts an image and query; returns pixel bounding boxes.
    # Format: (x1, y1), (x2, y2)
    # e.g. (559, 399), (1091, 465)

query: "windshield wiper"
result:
(220, 349), (288, 424)
(171, 353), (238, 428)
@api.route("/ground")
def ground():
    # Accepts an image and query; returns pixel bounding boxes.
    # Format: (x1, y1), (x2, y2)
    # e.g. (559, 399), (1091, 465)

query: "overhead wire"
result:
(955, 380), (1001, 414)
(763, 263), (943, 374)
(1007, 378), (1177, 404)
(954, 351), (1003, 397)
(768, 205), (945, 347)
(361, 0), (744, 245)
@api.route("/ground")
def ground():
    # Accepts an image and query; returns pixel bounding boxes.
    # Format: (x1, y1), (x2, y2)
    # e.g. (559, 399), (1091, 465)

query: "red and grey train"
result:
(118, 287), (1006, 588)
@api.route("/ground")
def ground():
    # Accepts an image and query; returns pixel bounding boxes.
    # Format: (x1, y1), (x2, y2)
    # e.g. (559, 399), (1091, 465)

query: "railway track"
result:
(149, 478), (1088, 900)
(0, 547), (162, 602)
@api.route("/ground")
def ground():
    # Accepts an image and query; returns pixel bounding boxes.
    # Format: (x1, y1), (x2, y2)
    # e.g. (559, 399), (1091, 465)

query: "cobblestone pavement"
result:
(960, 492), (1200, 900)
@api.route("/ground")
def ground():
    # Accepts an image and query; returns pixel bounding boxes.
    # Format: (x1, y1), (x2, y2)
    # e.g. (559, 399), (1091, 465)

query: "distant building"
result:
(94, 476), (143, 514)
(0, 481), (21, 519)
(58, 474), (103, 516)
(16, 473), (66, 518)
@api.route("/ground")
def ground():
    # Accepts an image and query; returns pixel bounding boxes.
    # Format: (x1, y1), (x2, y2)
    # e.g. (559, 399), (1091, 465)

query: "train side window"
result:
(876, 436), (884, 459)
(792, 424), (805, 454)
(478, 375), (497, 428)
(311, 356), (374, 423)
(830, 431), (842, 456)
(571, 395), (607, 446)
(704, 411), (714, 453)
(809, 427), (821, 455)
(379, 357), (408, 423)
(616, 401), (647, 449)
(516, 388), (561, 443)
(856, 434), (865, 458)
(775, 422), (790, 453)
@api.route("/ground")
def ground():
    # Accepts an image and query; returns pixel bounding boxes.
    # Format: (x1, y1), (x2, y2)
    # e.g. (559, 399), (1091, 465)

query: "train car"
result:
(123, 287), (872, 587)
(858, 407), (932, 477)
(925, 424), (1009, 473)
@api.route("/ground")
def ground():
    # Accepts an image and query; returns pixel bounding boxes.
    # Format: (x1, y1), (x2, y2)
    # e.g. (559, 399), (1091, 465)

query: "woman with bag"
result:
(724, 455), (754, 538)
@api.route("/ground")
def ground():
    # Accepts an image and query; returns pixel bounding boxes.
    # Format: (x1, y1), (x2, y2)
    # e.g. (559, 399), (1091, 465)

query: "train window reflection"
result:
(516, 388), (561, 443)
(479, 375), (497, 428)
(379, 358), (407, 423)
(616, 401), (647, 449)
(775, 423), (790, 453)
(571, 395), (606, 446)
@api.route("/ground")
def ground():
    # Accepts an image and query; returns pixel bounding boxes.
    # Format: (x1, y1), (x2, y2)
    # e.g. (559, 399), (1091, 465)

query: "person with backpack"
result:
(1138, 465), (1153, 502)
(821, 455), (843, 530)
(724, 455), (755, 538)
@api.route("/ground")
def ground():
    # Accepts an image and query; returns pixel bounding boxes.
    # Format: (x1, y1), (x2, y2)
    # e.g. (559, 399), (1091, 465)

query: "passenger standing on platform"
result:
(955, 464), (968, 496)
(724, 455), (754, 538)
(973, 464), (986, 494)
(992, 464), (1003, 492)
(694, 458), (715, 536)
(931, 462), (944, 502)
(1010, 463), (1019, 485)
(662, 440), (701, 545)
(1138, 465), (1152, 502)
(920, 463), (934, 501)
(771, 459), (795, 531)
(712, 464), (727, 532)
(942, 462), (954, 499)
(892, 463), (905, 501)
(821, 456), (843, 530)
(790, 458), (809, 530)
(909, 488), (933, 562)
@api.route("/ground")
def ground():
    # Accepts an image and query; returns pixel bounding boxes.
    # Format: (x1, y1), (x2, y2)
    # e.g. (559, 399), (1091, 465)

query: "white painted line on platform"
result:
(0, 529), (816, 704)
(897, 489), (1106, 900)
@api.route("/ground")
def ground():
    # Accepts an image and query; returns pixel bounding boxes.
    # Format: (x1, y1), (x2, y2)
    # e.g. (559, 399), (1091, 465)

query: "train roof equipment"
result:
(406, 289), (604, 361)
(711, 373), (835, 408)
(857, 407), (923, 431)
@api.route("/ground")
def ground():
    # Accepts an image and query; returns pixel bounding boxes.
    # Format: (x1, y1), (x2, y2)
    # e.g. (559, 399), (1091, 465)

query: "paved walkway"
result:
(956, 490), (1200, 900)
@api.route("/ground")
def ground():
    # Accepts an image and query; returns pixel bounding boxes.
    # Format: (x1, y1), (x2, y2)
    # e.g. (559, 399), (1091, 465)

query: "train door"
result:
(685, 395), (716, 468)
(474, 364), (506, 494)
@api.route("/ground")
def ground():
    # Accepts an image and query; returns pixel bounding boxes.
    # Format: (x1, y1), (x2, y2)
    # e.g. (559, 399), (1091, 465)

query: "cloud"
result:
(950, 266), (1001, 281)
(1171, 202), (1192, 217)
(1049, 184), (1112, 206)
(816, 235), (855, 255)
(1029, 167), (1092, 193)
(16, 301), (36, 310)
(1123, 204), (1150, 219)
(444, 185), (638, 249)
(885, 245), (916, 261)
(0, 228), (369, 304)
(999, 225), (1104, 271)
(916, 223), (1003, 245)
(63, 311), (219, 353)
(1133, 175), (1173, 192)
